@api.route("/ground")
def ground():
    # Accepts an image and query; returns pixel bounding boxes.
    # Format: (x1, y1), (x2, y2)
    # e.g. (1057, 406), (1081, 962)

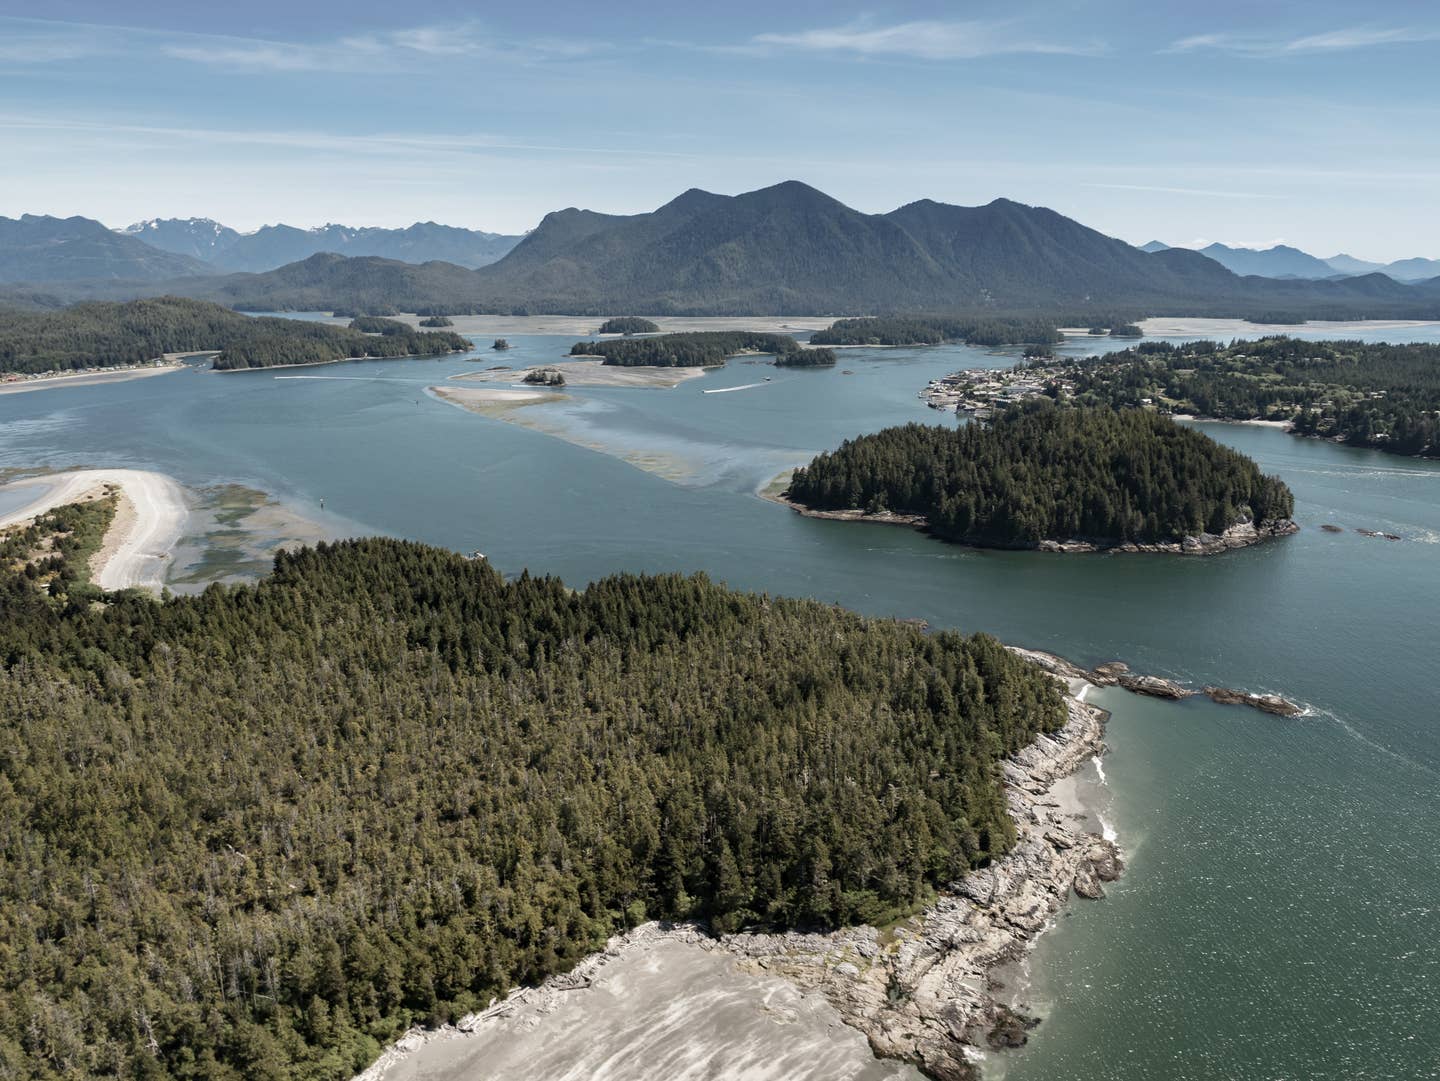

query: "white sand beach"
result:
(0, 469), (188, 591)
(1137, 316), (1440, 337)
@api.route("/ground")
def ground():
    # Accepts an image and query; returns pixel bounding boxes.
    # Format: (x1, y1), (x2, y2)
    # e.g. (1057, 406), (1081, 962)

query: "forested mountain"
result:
(0, 215), (214, 284)
(9, 184), (1440, 315)
(0, 531), (1063, 1079)
(1052, 336), (1440, 457)
(122, 219), (524, 272)
(0, 296), (467, 374)
(786, 404), (1295, 548)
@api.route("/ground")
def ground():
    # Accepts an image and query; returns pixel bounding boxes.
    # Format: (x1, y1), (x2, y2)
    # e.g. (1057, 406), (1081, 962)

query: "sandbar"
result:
(453, 359), (707, 389)
(0, 468), (188, 591)
(1137, 316), (1440, 337)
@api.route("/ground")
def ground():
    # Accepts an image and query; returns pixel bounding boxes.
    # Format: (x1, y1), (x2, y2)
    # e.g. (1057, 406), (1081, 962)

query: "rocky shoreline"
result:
(768, 487), (1299, 556)
(355, 667), (1116, 1081)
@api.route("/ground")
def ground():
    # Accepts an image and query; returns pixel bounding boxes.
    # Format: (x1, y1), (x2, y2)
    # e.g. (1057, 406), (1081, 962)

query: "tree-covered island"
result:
(597, 316), (660, 335)
(570, 330), (804, 367)
(784, 402), (1296, 553)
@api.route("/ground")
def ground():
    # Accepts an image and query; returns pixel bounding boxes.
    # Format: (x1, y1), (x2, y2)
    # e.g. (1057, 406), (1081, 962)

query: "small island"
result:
(522, 366), (566, 386)
(492, 338), (511, 351)
(598, 316), (660, 335)
(419, 315), (454, 327)
(782, 403), (1297, 554)
(774, 346), (837, 367)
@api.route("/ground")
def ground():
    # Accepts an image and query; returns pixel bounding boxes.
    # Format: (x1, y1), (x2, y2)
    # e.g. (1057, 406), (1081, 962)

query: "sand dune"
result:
(0, 469), (188, 592)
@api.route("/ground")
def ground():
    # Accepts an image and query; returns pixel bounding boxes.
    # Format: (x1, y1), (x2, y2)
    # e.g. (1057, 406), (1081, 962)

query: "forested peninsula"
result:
(0, 528), (1065, 1080)
(784, 404), (1296, 553)
(570, 330), (803, 367)
(1045, 337), (1440, 458)
(810, 317), (1067, 349)
(0, 297), (469, 375)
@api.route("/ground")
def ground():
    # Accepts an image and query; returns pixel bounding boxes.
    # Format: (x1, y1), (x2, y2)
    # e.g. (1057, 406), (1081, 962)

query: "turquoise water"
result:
(1, 330), (1437, 1080)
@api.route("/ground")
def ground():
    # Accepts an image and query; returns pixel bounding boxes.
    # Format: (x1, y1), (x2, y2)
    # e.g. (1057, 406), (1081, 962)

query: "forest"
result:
(570, 330), (802, 367)
(597, 317), (660, 335)
(0, 298), (470, 375)
(810, 317), (1065, 349)
(773, 347), (837, 367)
(786, 402), (1295, 546)
(0, 527), (1064, 1080)
(1051, 337), (1440, 457)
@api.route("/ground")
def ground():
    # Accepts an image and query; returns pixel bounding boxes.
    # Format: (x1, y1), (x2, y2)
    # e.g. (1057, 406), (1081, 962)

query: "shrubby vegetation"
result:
(0, 532), (1062, 1079)
(1053, 337), (1440, 457)
(597, 317), (659, 335)
(787, 402), (1294, 546)
(810, 317), (1064, 349)
(0, 297), (468, 374)
(570, 331), (801, 367)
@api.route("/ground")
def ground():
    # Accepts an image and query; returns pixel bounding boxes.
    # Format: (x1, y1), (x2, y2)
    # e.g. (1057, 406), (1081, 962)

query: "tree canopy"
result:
(0, 529), (1063, 1080)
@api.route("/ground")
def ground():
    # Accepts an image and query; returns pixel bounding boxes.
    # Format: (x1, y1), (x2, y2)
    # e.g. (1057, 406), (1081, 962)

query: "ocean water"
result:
(1, 329), (1436, 1080)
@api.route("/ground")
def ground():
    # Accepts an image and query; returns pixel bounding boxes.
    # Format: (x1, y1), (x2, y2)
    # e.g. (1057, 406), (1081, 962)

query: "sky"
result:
(1, 1), (1437, 260)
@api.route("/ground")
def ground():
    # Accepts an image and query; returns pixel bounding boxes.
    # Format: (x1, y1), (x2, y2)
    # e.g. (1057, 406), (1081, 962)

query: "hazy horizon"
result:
(2, 1), (1438, 261)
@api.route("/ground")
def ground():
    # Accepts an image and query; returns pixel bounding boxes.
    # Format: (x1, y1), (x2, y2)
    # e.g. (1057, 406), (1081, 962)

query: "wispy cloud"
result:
(0, 15), (603, 73)
(750, 18), (1104, 61)
(1084, 182), (1280, 200)
(1166, 25), (1440, 56)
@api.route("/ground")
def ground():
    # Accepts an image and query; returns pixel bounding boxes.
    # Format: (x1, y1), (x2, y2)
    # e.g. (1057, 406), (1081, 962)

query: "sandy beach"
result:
(0, 363), (183, 396)
(1137, 316), (1440, 337)
(0, 469), (188, 591)
(395, 314), (838, 336)
(429, 385), (565, 416)
(453, 358), (709, 389)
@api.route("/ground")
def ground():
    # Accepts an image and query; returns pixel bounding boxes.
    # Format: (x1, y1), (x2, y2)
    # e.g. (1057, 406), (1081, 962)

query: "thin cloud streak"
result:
(1166, 26), (1440, 56)
(751, 19), (1104, 60)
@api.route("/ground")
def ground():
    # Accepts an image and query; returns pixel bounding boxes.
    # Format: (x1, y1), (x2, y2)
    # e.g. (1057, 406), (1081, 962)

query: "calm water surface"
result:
(1, 327), (1436, 1081)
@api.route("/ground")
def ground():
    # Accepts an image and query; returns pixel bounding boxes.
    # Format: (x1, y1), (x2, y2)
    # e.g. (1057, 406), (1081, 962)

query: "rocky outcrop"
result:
(1117, 673), (1192, 699)
(1010, 649), (1305, 719)
(1203, 686), (1303, 716)
(1036, 517), (1299, 555)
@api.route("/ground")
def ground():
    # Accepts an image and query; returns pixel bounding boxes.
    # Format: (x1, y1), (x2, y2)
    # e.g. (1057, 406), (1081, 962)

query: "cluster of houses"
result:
(920, 366), (1072, 417)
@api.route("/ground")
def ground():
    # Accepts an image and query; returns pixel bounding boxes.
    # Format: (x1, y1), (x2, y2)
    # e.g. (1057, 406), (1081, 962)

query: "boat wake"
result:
(702, 380), (783, 394)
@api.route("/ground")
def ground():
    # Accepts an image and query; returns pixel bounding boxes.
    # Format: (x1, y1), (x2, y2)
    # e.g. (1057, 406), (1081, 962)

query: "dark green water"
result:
(1, 328), (1436, 1080)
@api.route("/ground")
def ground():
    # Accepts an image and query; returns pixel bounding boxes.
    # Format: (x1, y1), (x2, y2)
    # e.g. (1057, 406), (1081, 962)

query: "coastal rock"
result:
(1072, 862), (1105, 899)
(1203, 686), (1304, 717)
(1117, 673), (1194, 699)
(1090, 661), (1129, 684)
(1320, 523), (1344, 533)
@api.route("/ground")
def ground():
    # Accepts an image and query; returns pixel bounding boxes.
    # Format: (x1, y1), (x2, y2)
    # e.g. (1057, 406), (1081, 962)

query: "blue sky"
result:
(1, 1), (1437, 259)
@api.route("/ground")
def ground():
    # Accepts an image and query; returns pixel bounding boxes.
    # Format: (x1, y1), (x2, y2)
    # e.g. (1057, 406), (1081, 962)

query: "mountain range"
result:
(0, 215), (215, 283)
(3, 183), (1438, 317)
(1143, 240), (1440, 283)
(119, 218), (523, 272)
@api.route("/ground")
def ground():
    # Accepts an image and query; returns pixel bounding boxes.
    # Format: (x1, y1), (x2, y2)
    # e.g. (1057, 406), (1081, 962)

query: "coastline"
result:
(353, 672), (1116, 1081)
(0, 362), (183, 396)
(0, 469), (188, 591)
(763, 485), (1299, 556)
(215, 348), (468, 374)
